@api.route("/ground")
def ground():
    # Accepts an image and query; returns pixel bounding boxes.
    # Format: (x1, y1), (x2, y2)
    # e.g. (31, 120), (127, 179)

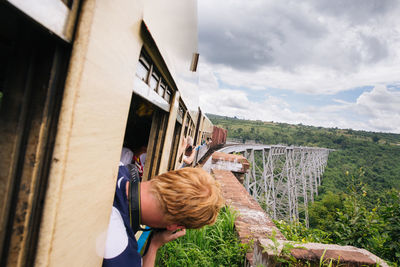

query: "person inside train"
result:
(123, 130), (148, 182)
(120, 147), (134, 166)
(201, 138), (206, 146)
(206, 137), (212, 147)
(102, 167), (224, 267)
(180, 136), (200, 168)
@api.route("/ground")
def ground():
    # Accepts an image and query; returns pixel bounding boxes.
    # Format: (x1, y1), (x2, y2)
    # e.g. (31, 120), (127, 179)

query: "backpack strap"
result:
(128, 179), (151, 233)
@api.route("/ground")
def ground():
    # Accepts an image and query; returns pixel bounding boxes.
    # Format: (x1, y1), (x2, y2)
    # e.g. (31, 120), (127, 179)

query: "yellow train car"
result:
(0, 0), (206, 266)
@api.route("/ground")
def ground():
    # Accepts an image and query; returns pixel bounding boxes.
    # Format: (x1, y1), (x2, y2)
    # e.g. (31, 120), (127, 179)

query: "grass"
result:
(156, 206), (249, 267)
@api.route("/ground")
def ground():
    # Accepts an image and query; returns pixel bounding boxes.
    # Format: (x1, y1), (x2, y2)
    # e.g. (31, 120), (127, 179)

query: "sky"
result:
(197, 0), (400, 134)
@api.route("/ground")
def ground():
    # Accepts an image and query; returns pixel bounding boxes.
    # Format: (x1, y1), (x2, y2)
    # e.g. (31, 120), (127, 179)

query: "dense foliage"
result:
(273, 219), (332, 244)
(156, 207), (248, 267)
(208, 114), (400, 264)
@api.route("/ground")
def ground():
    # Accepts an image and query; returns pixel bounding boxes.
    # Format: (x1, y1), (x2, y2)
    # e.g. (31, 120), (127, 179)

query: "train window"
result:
(122, 94), (152, 179)
(168, 121), (182, 170)
(178, 105), (184, 118)
(184, 118), (189, 136)
(149, 71), (159, 92)
(136, 56), (150, 82)
(145, 108), (168, 179)
(188, 121), (194, 136)
(159, 80), (166, 98)
(0, 4), (70, 265)
(122, 93), (169, 181)
(134, 48), (175, 112)
(191, 122), (195, 137)
(131, 46), (181, 174)
(164, 87), (172, 103)
(177, 104), (184, 123)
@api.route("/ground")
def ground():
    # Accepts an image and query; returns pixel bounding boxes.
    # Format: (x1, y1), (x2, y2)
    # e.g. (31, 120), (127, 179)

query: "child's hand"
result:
(151, 228), (186, 248)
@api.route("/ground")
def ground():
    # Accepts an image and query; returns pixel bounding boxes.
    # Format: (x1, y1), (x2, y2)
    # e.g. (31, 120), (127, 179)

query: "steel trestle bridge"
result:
(219, 144), (332, 226)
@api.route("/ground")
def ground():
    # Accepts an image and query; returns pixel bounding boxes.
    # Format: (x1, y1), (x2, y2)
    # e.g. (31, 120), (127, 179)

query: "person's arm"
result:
(183, 145), (200, 165)
(177, 137), (188, 159)
(142, 229), (186, 267)
(182, 154), (192, 165)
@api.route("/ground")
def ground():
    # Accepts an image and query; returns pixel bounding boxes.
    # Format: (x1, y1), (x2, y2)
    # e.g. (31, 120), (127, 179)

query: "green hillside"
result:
(208, 113), (400, 194)
(208, 114), (400, 264)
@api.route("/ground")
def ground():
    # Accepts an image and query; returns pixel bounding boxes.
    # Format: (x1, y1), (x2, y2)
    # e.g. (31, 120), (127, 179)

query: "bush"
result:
(378, 189), (400, 264)
(274, 219), (332, 244)
(308, 170), (399, 265)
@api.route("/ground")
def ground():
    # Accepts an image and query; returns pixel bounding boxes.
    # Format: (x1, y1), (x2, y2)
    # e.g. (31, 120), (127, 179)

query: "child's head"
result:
(150, 168), (224, 229)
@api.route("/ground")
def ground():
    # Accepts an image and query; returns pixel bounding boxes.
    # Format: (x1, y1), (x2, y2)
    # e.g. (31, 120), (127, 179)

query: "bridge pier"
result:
(218, 145), (332, 225)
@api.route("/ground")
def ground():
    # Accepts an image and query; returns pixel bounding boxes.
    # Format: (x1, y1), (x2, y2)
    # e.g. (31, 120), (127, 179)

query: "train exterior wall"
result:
(34, 1), (198, 266)
(144, 0), (199, 112)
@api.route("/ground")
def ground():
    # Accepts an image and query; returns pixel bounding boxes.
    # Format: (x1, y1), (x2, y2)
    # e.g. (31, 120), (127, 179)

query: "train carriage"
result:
(0, 1), (220, 266)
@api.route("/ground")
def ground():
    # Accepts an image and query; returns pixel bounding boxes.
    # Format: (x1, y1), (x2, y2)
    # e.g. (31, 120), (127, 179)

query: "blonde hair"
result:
(150, 168), (224, 229)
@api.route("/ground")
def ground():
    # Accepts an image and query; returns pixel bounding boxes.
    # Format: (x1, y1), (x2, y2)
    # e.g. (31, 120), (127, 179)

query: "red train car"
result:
(210, 126), (227, 149)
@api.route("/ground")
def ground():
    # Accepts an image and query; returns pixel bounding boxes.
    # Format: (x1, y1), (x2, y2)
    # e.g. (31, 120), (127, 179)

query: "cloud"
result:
(200, 61), (400, 95)
(311, 0), (399, 24)
(199, 66), (311, 124)
(199, 0), (400, 73)
(199, 0), (328, 71)
(354, 85), (400, 132)
(296, 85), (400, 132)
(198, 0), (400, 98)
(357, 85), (400, 113)
(200, 66), (400, 133)
(198, 0), (400, 133)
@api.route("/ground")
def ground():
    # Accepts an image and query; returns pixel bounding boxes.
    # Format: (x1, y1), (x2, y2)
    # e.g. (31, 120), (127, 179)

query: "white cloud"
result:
(201, 61), (400, 95)
(199, 67), (311, 124)
(200, 67), (400, 133)
(355, 85), (400, 132)
(198, 0), (400, 133)
(357, 85), (400, 113)
(295, 85), (400, 132)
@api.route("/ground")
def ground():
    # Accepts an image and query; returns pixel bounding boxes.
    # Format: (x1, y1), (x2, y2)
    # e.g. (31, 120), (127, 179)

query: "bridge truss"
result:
(219, 145), (331, 225)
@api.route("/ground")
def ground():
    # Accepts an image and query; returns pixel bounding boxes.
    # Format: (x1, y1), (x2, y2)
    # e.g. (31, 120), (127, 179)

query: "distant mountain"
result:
(207, 113), (400, 195)
(206, 113), (400, 148)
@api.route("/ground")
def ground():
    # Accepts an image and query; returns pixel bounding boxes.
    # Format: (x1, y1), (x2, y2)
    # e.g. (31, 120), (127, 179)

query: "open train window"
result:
(168, 121), (182, 171)
(0, 3), (71, 265)
(122, 93), (168, 181)
(184, 117), (190, 136)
